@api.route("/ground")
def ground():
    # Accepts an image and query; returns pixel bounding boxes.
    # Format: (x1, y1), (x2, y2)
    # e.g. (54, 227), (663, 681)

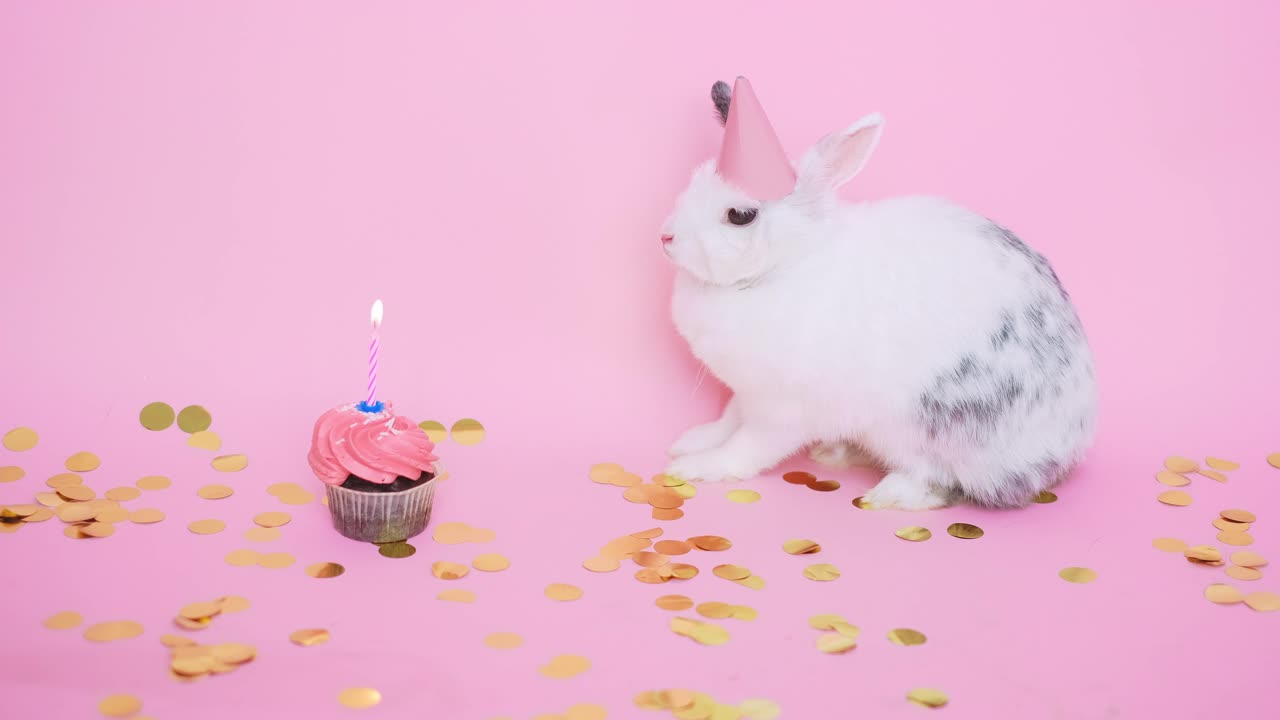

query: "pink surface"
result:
(3, 2), (1280, 719)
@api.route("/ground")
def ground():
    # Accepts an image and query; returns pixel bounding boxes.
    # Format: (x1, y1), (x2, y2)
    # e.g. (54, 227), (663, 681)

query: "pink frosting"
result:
(307, 403), (439, 486)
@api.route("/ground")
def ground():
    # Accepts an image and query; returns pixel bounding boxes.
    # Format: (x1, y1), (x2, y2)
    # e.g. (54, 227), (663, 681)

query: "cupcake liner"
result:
(324, 467), (443, 544)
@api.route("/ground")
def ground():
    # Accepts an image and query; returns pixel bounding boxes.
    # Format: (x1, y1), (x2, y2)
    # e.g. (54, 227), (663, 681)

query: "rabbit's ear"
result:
(797, 113), (883, 193)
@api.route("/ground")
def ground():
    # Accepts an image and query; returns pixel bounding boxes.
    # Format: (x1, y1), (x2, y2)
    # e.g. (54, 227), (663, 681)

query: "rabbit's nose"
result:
(661, 234), (674, 245)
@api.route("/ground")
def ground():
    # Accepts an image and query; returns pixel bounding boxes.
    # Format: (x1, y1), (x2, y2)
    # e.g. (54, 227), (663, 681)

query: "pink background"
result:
(3, 2), (1279, 719)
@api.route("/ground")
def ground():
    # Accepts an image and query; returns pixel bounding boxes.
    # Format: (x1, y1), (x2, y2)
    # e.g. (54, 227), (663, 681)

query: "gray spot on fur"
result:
(711, 81), (731, 126)
(987, 222), (1070, 301)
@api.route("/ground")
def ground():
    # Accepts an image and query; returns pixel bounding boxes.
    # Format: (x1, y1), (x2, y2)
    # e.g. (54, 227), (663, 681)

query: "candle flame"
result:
(370, 299), (384, 328)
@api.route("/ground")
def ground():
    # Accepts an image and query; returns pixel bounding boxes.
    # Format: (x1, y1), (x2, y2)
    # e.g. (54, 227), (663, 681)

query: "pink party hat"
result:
(716, 77), (796, 200)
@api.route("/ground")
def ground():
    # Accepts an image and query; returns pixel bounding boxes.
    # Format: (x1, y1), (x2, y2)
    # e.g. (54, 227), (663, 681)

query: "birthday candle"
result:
(367, 300), (383, 406)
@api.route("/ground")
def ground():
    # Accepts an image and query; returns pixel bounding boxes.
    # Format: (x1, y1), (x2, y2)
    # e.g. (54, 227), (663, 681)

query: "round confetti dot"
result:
(258, 552), (296, 569)
(135, 475), (171, 491)
(803, 563), (841, 581)
(783, 471), (815, 485)
(483, 631), (524, 649)
(305, 562), (345, 578)
(655, 594), (693, 611)
(807, 479), (841, 492)
(338, 687), (382, 710)
(1198, 468), (1229, 483)
(1059, 567), (1097, 584)
(545, 583), (583, 601)
(1230, 551), (1267, 568)
(564, 704), (609, 720)
(1157, 490), (1192, 507)
(654, 539), (692, 555)
(290, 628), (330, 646)
(1243, 592), (1280, 612)
(582, 556), (620, 572)
(1155, 470), (1190, 487)
(97, 694), (142, 718)
(104, 487), (141, 502)
(253, 511), (291, 528)
(472, 553), (511, 572)
(782, 539), (821, 555)
(217, 596), (250, 613)
(187, 519), (225, 535)
(187, 430), (221, 451)
(139, 402), (175, 431)
(816, 633), (857, 654)
(1226, 566), (1263, 581)
(211, 454), (248, 472)
(197, 485), (233, 500)
(378, 542), (416, 558)
(176, 405), (213, 433)
(689, 535), (732, 551)
(83, 621), (144, 642)
(1267, 453), (1280, 469)
(907, 688), (948, 708)
(65, 452), (101, 472)
(450, 418), (485, 445)
(851, 496), (870, 509)
(946, 522), (984, 539)
(1032, 489), (1058, 503)
(129, 509), (165, 524)
(1221, 508), (1257, 523)
(887, 628), (927, 646)
(225, 549), (261, 567)
(3, 427), (38, 451)
(431, 561), (469, 579)
(894, 526), (931, 542)
(436, 589), (476, 603)
(244, 526), (282, 542)
(1164, 456), (1198, 473)
(727, 489), (761, 503)
(1205, 583), (1243, 604)
(1206, 457), (1240, 471)
(1152, 537), (1187, 552)
(0, 466), (25, 483)
(712, 564), (751, 581)
(737, 699), (782, 720)
(538, 654), (591, 678)
(43, 610), (83, 630)
(417, 420), (447, 442)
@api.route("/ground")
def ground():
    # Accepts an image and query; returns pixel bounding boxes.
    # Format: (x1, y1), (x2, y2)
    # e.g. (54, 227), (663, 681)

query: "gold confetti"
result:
(225, 549), (261, 567)
(217, 596), (250, 613)
(654, 539), (692, 555)
(887, 628), (927, 646)
(187, 430), (222, 451)
(187, 519), (225, 535)
(539, 654), (592, 678)
(173, 615), (211, 631)
(713, 564), (751, 581)
(431, 521), (495, 544)
(2, 427), (38, 451)
(1243, 592), (1280, 612)
(1059, 567), (1097, 584)
(180, 601), (221, 620)
(198, 484), (233, 500)
(211, 454), (248, 472)
(656, 594), (694, 611)
(57, 503), (97, 522)
(22, 507), (54, 523)
(47, 473), (83, 489)
(1032, 489), (1058, 503)
(689, 535), (732, 551)
(43, 611), (83, 630)
(129, 508), (164, 524)
(84, 620), (144, 642)
(253, 511), (291, 528)
(417, 420), (447, 442)
(58, 485), (96, 502)
(483, 632), (523, 649)
(736, 574), (766, 590)
(652, 507), (684, 521)
(634, 551), (671, 568)
(782, 538), (822, 555)
(472, 553), (511, 572)
(1198, 468), (1229, 483)
(81, 521), (116, 538)
(565, 704), (609, 720)
(139, 402), (175, 431)
(589, 463), (625, 484)
(432, 561), (470, 579)
(451, 418), (485, 445)
(98, 694), (143, 718)
(1221, 508), (1257, 523)
(807, 479), (841, 492)
(1165, 456), (1198, 473)
(175, 405), (212, 433)
(1214, 517), (1249, 532)
(737, 699), (782, 720)
(258, 552), (296, 569)
(1230, 551), (1267, 567)
(65, 451), (101, 472)
(808, 614), (847, 631)
(670, 617), (731, 646)
(946, 522), (984, 539)
(851, 496), (870, 509)
(135, 475), (171, 491)
(895, 526), (931, 542)
(338, 687), (382, 709)
(907, 688), (948, 708)
(437, 589), (477, 603)
(783, 471), (815, 485)
(0, 466), (25, 483)
(1267, 453), (1280, 469)
(35, 491), (64, 507)
(1218, 531), (1254, 546)
(275, 487), (316, 505)
(378, 542), (417, 558)
(290, 628), (330, 646)
(1226, 566), (1262, 581)
(1184, 545), (1222, 563)
(103, 487), (141, 502)
(727, 489), (761, 503)
(244, 526), (281, 542)
(1205, 584), (1243, 604)
(1155, 470), (1190, 487)
(305, 562), (345, 578)
(816, 633), (857, 654)
(1152, 537), (1187, 552)
(695, 601), (734, 619)
(211, 642), (256, 664)
(803, 563), (841, 581)
(582, 556), (621, 572)
(537, 583), (582, 602)
(1206, 457), (1239, 471)
(635, 568), (668, 584)
(1156, 490), (1192, 507)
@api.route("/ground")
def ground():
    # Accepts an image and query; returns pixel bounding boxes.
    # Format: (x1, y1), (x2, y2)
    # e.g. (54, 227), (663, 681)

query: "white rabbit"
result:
(662, 78), (1096, 510)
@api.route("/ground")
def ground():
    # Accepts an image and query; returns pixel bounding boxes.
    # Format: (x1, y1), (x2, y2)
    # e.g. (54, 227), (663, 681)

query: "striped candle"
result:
(367, 300), (383, 406)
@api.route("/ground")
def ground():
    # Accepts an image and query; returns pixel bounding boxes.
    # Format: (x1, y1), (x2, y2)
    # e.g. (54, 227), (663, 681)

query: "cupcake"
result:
(307, 402), (441, 543)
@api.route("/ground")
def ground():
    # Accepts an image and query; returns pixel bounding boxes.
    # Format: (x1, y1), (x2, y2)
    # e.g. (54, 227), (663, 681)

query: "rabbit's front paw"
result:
(862, 472), (951, 511)
(666, 450), (751, 483)
(669, 421), (736, 457)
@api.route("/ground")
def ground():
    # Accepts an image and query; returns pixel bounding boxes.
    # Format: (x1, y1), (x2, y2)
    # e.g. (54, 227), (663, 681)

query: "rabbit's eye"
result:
(725, 207), (758, 226)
